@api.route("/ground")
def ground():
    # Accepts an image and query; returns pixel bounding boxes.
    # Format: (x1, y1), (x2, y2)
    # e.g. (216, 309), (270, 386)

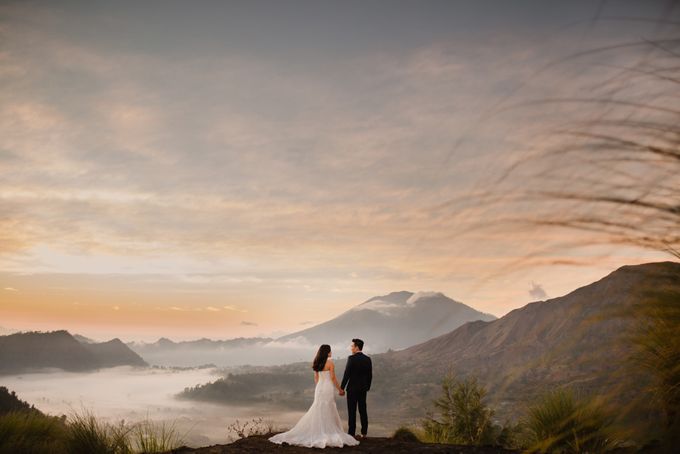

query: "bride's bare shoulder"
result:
(324, 359), (334, 371)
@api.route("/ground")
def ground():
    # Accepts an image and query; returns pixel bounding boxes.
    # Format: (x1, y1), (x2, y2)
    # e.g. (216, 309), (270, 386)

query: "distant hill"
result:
(126, 336), (276, 367)
(179, 261), (680, 429)
(277, 291), (496, 352)
(0, 330), (148, 375)
(82, 338), (148, 368)
(73, 333), (96, 344)
(127, 337), (274, 351)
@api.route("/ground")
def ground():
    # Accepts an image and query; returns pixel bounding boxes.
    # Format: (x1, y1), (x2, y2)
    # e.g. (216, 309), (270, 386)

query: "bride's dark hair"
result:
(312, 344), (331, 371)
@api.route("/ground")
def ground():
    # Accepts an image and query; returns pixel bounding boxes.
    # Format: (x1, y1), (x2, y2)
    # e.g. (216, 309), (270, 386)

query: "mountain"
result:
(127, 337), (274, 351)
(73, 333), (96, 344)
(0, 330), (148, 375)
(82, 338), (148, 368)
(127, 292), (494, 367)
(179, 261), (680, 431)
(379, 260), (680, 420)
(277, 291), (496, 352)
(126, 336), (276, 367)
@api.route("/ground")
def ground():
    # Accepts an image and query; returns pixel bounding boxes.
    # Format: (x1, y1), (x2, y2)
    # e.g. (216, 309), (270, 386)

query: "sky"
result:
(1, 0), (676, 342)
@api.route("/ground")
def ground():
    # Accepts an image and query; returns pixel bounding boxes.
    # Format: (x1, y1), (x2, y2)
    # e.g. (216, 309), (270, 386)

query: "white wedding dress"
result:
(269, 369), (360, 448)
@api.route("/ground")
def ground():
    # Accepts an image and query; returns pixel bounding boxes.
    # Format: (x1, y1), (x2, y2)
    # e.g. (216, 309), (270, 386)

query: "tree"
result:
(422, 372), (495, 445)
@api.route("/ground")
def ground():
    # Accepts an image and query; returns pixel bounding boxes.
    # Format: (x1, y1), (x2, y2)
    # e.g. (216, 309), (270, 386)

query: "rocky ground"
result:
(163, 434), (519, 453)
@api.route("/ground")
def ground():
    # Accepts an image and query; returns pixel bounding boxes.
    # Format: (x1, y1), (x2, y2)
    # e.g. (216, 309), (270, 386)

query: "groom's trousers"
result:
(347, 389), (368, 436)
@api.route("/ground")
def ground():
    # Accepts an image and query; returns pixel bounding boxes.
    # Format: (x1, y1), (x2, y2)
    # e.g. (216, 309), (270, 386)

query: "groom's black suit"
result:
(340, 351), (372, 436)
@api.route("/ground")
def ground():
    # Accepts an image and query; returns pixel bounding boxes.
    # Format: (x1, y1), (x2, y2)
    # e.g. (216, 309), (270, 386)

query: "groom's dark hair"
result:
(352, 338), (364, 350)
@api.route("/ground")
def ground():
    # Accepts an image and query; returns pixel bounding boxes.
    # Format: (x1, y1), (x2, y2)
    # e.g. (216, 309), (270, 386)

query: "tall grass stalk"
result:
(0, 410), (68, 454)
(130, 418), (186, 453)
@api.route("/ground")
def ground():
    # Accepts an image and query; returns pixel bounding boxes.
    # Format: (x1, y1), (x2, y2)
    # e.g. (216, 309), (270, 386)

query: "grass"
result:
(130, 418), (186, 453)
(0, 407), (186, 454)
(0, 410), (68, 454)
(626, 287), (680, 449)
(66, 409), (132, 454)
(524, 387), (617, 453)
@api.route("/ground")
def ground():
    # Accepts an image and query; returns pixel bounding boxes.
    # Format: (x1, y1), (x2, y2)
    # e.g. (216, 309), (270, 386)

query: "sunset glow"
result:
(1, 0), (672, 342)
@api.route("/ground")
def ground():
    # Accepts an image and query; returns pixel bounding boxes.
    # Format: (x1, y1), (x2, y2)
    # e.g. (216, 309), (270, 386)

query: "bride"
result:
(269, 344), (360, 448)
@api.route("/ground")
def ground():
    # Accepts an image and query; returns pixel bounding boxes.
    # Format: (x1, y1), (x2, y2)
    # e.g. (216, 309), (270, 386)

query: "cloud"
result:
(406, 291), (444, 305)
(528, 281), (548, 300)
(262, 336), (316, 350)
(351, 299), (403, 315)
(240, 321), (258, 326)
(0, 4), (579, 283)
(0, 0), (670, 327)
(3, 287), (18, 292)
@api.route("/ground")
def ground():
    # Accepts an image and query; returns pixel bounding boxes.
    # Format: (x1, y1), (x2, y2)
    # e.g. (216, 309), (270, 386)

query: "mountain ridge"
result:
(374, 260), (680, 421)
(0, 330), (148, 375)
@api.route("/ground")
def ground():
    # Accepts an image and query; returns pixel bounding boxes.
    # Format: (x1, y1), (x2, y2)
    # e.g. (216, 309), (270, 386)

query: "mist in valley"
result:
(128, 337), (354, 368)
(0, 365), (308, 447)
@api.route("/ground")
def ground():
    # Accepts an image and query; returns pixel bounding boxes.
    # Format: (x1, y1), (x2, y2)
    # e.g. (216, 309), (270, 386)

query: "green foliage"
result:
(524, 387), (617, 453)
(0, 410), (68, 454)
(627, 287), (680, 449)
(421, 372), (496, 445)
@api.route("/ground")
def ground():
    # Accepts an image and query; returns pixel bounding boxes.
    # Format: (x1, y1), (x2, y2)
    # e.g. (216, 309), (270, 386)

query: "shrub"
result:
(421, 372), (496, 445)
(524, 387), (617, 453)
(226, 417), (276, 440)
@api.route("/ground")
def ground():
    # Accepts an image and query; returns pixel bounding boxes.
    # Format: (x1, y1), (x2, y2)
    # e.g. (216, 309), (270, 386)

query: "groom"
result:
(339, 338), (372, 439)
